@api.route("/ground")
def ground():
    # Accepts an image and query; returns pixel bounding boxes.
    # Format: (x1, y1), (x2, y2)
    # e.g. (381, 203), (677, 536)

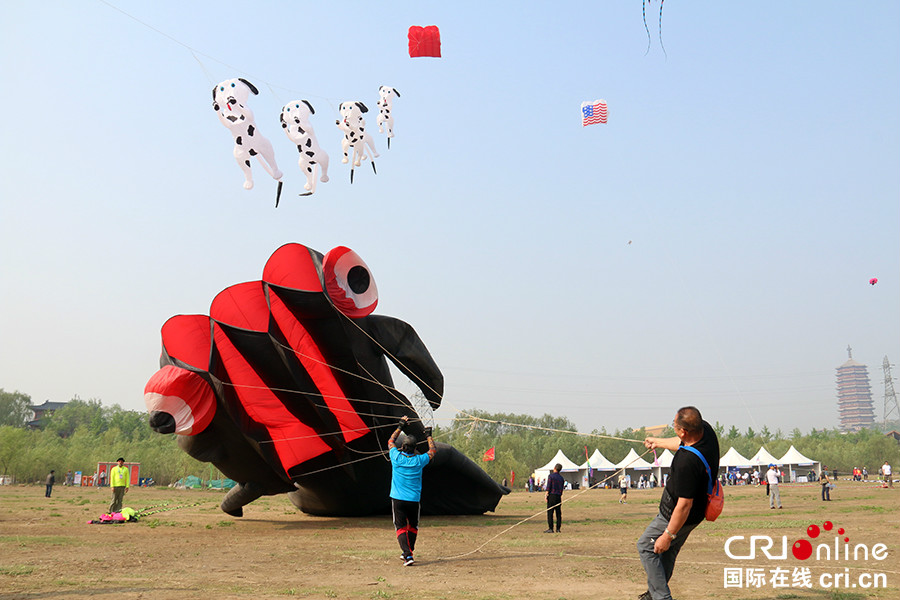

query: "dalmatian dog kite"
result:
(335, 101), (379, 183)
(213, 78), (283, 203)
(376, 86), (400, 148)
(280, 100), (330, 196)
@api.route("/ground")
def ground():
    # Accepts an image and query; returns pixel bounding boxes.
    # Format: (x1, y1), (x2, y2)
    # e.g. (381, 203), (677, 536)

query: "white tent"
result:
(749, 446), (781, 467)
(580, 449), (617, 488)
(580, 449), (617, 471)
(778, 445), (821, 481)
(614, 448), (653, 488)
(650, 448), (674, 469)
(534, 450), (582, 489)
(615, 448), (653, 470)
(650, 449), (674, 487)
(719, 447), (753, 469)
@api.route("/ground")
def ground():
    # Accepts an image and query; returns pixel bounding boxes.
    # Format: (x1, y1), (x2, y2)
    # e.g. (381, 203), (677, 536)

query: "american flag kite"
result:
(582, 99), (608, 126)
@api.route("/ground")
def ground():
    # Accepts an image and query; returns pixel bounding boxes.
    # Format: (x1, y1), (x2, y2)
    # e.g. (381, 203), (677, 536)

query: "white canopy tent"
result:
(534, 450), (582, 489)
(615, 448), (653, 486)
(749, 446), (781, 467)
(719, 447), (753, 470)
(650, 449), (674, 487)
(580, 449), (617, 488)
(778, 445), (821, 481)
(615, 448), (653, 470)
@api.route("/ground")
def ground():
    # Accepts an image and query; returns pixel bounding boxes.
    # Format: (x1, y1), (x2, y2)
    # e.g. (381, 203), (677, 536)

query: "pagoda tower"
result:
(835, 346), (875, 432)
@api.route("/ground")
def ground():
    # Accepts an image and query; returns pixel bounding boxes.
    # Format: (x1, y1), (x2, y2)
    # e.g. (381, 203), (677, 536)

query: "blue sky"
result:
(1, 1), (897, 434)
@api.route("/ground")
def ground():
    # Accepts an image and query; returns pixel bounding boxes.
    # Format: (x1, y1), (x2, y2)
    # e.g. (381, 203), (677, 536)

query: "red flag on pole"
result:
(482, 447), (495, 461)
(510, 471), (515, 487)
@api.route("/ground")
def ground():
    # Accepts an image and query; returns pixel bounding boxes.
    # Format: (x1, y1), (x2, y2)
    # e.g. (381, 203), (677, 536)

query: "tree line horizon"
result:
(1, 390), (898, 488)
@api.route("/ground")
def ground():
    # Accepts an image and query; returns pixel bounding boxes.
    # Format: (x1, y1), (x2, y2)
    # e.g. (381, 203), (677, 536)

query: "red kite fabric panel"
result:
(408, 25), (441, 58)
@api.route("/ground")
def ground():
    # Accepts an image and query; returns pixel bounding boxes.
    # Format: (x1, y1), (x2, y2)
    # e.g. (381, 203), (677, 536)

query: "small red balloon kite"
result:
(408, 25), (441, 58)
(869, 278), (878, 285)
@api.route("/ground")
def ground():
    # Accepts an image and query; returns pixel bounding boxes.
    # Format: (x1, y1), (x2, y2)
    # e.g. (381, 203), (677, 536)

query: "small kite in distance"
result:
(408, 25), (441, 58)
(582, 100), (608, 126)
(869, 278), (878, 285)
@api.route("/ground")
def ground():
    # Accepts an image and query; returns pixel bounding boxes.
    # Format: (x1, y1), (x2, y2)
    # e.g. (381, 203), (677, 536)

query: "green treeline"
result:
(0, 392), (204, 485)
(436, 409), (900, 487)
(2, 389), (898, 486)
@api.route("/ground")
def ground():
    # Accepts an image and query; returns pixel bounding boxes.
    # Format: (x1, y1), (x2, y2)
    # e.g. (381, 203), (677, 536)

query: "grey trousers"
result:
(769, 484), (781, 508)
(637, 513), (700, 600)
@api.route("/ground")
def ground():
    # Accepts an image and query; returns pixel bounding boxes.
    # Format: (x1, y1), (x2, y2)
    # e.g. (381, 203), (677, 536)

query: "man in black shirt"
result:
(636, 406), (720, 600)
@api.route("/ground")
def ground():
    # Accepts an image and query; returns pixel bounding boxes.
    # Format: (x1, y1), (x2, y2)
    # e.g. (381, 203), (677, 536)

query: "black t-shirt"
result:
(659, 420), (720, 525)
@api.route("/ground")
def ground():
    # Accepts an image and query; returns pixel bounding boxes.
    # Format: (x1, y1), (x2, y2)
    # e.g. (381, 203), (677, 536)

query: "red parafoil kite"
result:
(408, 25), (441, 58)
(869, 278), (878, 285)
(144, 243), (508, 517)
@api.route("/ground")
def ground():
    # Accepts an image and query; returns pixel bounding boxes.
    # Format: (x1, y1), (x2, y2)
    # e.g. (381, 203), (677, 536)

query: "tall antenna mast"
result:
(883, 356), (899, 425)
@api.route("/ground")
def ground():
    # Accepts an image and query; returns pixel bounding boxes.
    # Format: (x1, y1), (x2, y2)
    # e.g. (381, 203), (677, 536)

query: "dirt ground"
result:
(1, 479), (898, 600)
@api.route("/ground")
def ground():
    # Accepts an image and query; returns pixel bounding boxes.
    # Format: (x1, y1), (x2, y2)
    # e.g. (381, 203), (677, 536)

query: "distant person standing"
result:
(882, 461), (893, 487)
(544, 464), (564, 533)
(45, 470), (55, 498)
(820, 471), (831, 501)
(767, 464), (782, 509)
(619, 473), (629, 503)
(108, 458), (130, 513)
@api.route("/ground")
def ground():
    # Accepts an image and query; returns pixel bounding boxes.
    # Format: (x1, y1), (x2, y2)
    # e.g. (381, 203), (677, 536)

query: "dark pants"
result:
(45, 484), (52, 498)
(546, 493), (562, 531)
(822, 483), (830, 501)
(391, 498), (420, 559)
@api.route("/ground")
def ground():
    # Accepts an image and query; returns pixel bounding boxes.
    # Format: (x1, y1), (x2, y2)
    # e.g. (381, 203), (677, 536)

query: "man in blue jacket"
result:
(388, 415), (436, 566)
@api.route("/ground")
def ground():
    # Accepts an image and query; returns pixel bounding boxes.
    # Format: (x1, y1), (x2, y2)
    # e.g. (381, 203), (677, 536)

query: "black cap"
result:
(117, 457), (125, 462)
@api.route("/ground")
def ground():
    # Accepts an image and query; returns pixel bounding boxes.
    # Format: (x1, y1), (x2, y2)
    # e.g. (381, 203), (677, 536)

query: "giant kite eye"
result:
(230, 82), (236, 88)
(143, 365), (216, 435)
(323, 246), (378, 317)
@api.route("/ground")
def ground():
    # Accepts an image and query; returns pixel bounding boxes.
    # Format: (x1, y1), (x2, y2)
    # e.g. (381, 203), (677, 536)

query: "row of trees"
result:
(2, 389), (898, 486)
(0, 390), (204, 485)
(436, 409), (900, 485)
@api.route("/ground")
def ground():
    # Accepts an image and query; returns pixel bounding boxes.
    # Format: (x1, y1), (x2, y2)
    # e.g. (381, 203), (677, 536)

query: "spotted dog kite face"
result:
(281, 100), (315, 128)
(212, 78), (257, 129)
(337, 102), (367, 130)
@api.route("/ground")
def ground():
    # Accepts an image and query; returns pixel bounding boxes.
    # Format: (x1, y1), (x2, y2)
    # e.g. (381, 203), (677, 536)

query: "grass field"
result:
(0, 479), (897, 599)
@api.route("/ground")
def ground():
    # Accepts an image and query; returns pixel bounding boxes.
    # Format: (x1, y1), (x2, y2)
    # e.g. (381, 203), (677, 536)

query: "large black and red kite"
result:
(144, 243), (507, 517)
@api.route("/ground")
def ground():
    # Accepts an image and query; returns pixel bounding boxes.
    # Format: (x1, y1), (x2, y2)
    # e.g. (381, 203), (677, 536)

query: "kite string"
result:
(438, 447), (657, 560)
(97, 0), (344, 111)
(332, 310), (648, 444)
